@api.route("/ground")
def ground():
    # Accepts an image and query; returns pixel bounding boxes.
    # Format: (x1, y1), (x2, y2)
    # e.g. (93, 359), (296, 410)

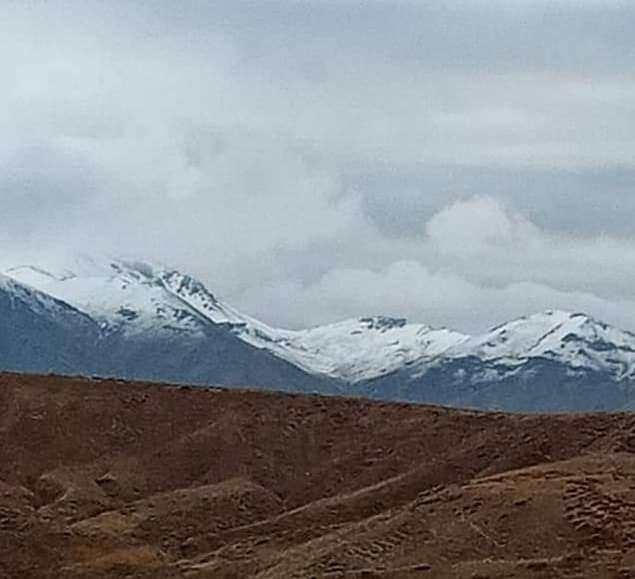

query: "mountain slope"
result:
(7, 260), (469, 384)
(7, 260), (219, 338)
(0, 273), (101, 375)
(3, 262), (338, 394)
(362, 311), (635, 412)
(5, 257), (635, 412)
(447, 309), (635, 379)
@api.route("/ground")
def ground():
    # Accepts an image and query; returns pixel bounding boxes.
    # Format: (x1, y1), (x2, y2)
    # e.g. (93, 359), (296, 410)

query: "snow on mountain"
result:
(263, 318), (468, 383)
(7, 259), (215, 338)
(443, 310), (635, 381)
(0, 271), (92, 326)
(5, 258), (468, 383)
(109, 264), (470, 382)
(6, 257), (635, 387)
(161, 275), (470, 382)
(150, 272), (635, 384)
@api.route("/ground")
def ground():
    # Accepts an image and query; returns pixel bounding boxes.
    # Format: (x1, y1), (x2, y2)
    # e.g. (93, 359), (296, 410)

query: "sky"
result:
(2, 0), (635, 332)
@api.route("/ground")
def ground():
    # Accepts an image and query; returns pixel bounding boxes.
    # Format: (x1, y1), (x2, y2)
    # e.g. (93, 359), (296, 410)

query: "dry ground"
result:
(2, 372), (635, 578)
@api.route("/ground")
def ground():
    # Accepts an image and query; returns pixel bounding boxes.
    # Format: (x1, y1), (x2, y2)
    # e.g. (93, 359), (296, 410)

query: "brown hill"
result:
(2, 372), (635, 578)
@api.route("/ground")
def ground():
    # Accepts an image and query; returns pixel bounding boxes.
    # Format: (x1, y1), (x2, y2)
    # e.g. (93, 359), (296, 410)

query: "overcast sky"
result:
(2, 0), (635, 332)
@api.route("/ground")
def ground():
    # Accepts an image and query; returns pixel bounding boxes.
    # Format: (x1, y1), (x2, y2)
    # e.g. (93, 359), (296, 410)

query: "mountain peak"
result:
(5, 257), (217, 338)
(4, 255), (635, 387)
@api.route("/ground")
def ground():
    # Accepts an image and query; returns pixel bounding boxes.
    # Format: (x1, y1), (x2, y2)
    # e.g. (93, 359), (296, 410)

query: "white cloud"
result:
(420, 196), (635, 300)
(235, 196), (635, 332)
(2, 2), (635, 333)
(238, 257), (635, 333)
(425, 196), (540, 254)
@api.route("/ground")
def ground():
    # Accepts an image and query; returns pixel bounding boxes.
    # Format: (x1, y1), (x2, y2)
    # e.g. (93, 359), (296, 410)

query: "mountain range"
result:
(2, 256), (635, 413)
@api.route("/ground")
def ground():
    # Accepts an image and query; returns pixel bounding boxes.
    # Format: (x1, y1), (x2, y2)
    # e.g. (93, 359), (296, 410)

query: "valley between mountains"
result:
(4, 372), (635, 578)
(2, 257), (635, 412)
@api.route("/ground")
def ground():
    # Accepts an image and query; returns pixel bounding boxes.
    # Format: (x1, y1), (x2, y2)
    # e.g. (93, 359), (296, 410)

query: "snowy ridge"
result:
(444, 310), (635, 381)
(7, 260), (213, 337)
(265, 318), (468, 383)
(7, 259), (470, 382)
(0, 271), (94, 327)
(6, 258), (635, 385)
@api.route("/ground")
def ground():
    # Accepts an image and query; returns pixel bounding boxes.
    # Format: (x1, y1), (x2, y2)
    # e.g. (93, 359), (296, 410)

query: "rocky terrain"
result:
(3, 371), (635, 578)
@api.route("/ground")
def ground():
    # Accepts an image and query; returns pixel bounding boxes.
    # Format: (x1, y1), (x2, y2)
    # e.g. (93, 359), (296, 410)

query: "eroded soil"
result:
(2, 372), (635, 578)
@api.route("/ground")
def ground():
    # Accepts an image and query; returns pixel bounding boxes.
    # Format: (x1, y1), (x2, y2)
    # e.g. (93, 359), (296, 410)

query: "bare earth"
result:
(2, 373), (635, 578)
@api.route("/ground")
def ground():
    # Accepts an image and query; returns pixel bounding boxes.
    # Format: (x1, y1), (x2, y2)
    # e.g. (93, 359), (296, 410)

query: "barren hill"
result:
(2, 373), (635, 578)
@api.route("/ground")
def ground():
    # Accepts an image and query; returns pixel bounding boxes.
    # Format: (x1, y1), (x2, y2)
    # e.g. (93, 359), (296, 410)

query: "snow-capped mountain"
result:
(6, 258), (469, 383)
(7, 259), (222, 338)
(268, 317), (468, 383)
(4, 256), (635, 412)
(1, 260), (336, 394)
(360, 309), (635, 413)
(445, 310), (635, 381)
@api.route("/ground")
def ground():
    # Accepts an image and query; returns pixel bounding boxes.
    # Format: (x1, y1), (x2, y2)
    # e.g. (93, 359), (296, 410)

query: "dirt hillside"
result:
(2, 372), (635, 578)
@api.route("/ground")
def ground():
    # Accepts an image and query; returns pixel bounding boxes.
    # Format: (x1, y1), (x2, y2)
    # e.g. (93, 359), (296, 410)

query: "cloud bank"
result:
(2, 1), (635, 331)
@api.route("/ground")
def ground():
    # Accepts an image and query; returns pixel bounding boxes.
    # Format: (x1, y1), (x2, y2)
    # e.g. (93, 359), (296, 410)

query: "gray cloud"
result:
(2, 1), (635, 331)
